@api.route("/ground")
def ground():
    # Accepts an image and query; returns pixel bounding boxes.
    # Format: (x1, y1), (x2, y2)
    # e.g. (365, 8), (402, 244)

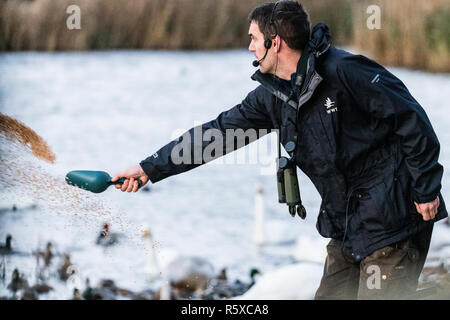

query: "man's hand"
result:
(414, 196), (440, 221)
(111, 165), (150, 193)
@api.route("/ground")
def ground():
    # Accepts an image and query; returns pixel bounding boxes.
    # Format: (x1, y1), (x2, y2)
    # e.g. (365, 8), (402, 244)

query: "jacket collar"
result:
(251, 23), (331, 110)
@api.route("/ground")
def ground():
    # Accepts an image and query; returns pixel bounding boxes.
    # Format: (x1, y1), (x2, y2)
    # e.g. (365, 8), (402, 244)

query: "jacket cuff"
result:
(413, 191), (439, 204)
(139, 161), (164, 184)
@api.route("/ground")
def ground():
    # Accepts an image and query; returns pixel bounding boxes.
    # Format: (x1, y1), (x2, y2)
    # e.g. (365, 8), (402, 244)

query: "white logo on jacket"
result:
(371, 74), (380, 83)
(324, 97), (338, 114)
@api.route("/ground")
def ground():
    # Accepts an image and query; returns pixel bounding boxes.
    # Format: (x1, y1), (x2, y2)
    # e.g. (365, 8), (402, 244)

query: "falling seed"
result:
(0, 113), (56, 163)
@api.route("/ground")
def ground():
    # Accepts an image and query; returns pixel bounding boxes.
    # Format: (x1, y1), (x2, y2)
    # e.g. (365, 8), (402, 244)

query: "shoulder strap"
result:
(251, 71), (298, 110)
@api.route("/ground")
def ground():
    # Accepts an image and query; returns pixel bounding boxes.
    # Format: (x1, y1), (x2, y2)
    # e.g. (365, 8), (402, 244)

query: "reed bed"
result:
(0, 0), (448, 71)
(351, 0), (450, 72)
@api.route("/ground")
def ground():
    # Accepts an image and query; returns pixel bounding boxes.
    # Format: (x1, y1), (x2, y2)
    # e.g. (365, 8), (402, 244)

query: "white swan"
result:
(252, 185), (302, 247)
(292, 235), (328, 264)
(159, 274), (171, 300)
(141, 228), (160, 281)
(253, 185), (265, 248)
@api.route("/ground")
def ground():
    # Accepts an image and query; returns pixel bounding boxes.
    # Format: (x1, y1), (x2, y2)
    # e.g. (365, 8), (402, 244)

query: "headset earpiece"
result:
(266, 2), (279, 50)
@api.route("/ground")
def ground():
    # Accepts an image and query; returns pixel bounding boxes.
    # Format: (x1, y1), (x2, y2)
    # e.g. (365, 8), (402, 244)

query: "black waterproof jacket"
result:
(140, 24), (447, 260)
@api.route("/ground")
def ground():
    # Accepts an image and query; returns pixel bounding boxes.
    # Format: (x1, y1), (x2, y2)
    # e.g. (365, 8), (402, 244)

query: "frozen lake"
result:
(0, 49), (449, 299)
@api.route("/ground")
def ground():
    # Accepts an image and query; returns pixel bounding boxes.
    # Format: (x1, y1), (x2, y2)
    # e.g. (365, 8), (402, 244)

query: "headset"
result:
(252, 1), (281, 67)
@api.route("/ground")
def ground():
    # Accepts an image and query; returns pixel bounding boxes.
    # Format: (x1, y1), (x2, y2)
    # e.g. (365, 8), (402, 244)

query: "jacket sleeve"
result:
(140, 85), (275, 183)
(336, 54), (443, 203)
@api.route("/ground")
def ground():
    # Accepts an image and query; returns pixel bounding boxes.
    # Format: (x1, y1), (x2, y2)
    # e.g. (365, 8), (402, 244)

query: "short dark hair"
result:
(248, 1), (310, 51)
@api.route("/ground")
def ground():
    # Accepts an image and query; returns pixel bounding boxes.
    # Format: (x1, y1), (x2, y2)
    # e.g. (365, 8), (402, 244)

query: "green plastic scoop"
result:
(65, 170), (142, 193)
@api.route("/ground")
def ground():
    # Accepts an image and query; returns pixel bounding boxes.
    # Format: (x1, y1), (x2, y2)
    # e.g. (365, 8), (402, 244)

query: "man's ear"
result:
(274, 35), (281, 53)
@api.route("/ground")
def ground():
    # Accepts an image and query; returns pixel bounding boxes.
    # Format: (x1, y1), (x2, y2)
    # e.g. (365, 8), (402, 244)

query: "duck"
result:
(33, 242), (54, 267)
(164, 256), (215, 299)
(94, 279), (120, 300)
(81, 278), (93, 300)
(201, 267), (256, 300)
(18, 273), (53, 299)
(96, 223), (121, 247)
(30, 282), (53, 295)
(0, 235), (31, 257)
(81, 278), (104, 300)
(98, 279), (134, 298)
(42, 242), (53, 266)
(227, 268), (261, 297)
(34, 247), (53, 282)
(72, 288), (82, 300)
(20, 287), (38, 300)
(81, 278), (125, 300)
(217, 267), (227, 282)
(249, 268), (261, 286)
(7, 268), (29, 294)
(233, 262), (323, 300)
(58, 254), (72, 281)
(20, 283), (53, 300)
(0, 235), (12, 254)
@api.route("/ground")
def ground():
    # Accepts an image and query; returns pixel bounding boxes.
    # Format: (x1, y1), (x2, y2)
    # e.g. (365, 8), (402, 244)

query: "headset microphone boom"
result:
(252, 1), (280, 68)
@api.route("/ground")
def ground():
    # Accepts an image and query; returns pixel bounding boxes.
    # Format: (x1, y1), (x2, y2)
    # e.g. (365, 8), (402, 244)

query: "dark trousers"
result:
(314, 223), (434, 300)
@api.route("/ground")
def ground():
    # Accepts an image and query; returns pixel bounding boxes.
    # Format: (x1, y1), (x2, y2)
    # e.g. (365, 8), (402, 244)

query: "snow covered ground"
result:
(0, 49), (449, 299)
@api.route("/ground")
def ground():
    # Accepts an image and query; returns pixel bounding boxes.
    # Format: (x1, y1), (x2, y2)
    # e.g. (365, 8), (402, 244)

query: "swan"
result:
(158, 274), (171, 300)
(252, 185), (300, 247)
(253, 185), (265, 248)
(141, 228), (160, 281)
(292, 235), (328, 264)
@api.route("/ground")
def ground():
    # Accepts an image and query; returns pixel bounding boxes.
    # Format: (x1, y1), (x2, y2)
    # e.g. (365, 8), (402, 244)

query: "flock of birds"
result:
(0, 222), (261, 300)
(1, 185), (449, 300)
(0, 235), (56, 299)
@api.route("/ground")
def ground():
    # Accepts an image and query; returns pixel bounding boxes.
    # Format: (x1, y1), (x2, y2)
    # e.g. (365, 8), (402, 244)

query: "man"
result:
(111, 1), (447, 299)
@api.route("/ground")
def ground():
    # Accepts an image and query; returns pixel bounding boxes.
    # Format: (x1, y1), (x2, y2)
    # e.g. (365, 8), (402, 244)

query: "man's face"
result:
(248, 21), (276, 74)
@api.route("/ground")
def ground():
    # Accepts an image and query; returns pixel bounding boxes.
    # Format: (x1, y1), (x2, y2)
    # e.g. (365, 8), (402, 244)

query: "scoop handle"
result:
(111, 177), (143, 188)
